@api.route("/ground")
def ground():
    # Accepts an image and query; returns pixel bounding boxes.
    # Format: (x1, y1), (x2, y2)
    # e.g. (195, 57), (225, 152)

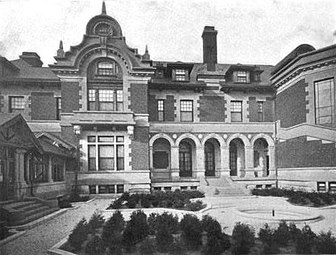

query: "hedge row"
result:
(252, 188), (336, 207)
(108, 189), (205, 211)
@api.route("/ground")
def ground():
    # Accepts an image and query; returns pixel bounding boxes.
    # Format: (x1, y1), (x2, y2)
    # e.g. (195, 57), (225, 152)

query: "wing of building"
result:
(0, 3), (335, 201)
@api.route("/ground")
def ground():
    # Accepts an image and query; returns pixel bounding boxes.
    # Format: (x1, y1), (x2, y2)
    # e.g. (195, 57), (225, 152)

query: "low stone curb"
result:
(48, 237), (75, 255)
(0, 229), (26, 246)
(8, 208), (68, 231)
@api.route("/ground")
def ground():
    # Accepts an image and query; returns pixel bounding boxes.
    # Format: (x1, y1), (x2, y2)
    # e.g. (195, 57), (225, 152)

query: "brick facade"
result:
(165, 95), (175, 121)
(148, 94), (158, 121)
(31, 92), (57, 120)
(275, 79), (307, 128)
(276, 136), (336, 168)
(131, 126), (149, 170)
(61, 82), (80, 113)
(199, 95), (226, 122)
(130, 83), (148, 114)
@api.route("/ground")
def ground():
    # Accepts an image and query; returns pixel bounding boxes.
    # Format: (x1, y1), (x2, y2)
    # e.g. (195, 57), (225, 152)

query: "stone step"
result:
(23, 205), (52, 218)
(9, 201), (36, 210)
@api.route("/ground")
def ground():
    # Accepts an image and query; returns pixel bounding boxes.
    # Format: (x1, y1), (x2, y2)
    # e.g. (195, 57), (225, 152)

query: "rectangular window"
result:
(117, 184), (124, 193)
(52, 164), (64, 182)
(236, 71), (249, 83)
(317, 182), (326, 192)
(257, 101), (264, 122)
(153, 151), (169, 169)
(89, 185), (97, 194)
(174, 69), (188, 81)
(97, 62), (114, 76)
(180, 100), (193, 122)
(87, 135), (124, 171)
(231, 101), (242, 122)
(9, 96), (25, 113)
(158, 99), (164, 121)
(56, 97), (61, 120)
(88, 89), (123, 112)
(116, 90), (123, 111)
(329, 182), (336, 193)
(99, 90), (114, 111)
(98, 185), (107, 194)
(315, 79), (335, 126)
(88, 89), (96, 110)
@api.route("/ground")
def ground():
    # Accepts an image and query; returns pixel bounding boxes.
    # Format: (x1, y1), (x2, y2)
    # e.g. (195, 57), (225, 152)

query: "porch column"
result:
(244, 146), (255, 178)
(14, 149), (27, 199)
(149, 146), (153, 178)
(195, 146), (205, 178)
(220, 145), (230, 177)
(171, 145), (179, 179)
(268, 146), (276, 177)
(63, 159), (66, 180)
(48, 156), (53, 183)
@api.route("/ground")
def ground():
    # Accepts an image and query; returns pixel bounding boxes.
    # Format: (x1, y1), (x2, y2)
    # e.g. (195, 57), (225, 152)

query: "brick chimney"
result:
(19, 52), (43, 67)
(202, 26), (217, 71)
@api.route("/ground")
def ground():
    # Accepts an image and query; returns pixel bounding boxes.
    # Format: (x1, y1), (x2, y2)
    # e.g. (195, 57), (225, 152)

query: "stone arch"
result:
(201, 133), (226, 147)
(149, 133), (174, 147)
(75, 46), (131, 75)
(226, 133), (251, 147)
(175, 133), (201, 147)
(251, 133), (274, 147)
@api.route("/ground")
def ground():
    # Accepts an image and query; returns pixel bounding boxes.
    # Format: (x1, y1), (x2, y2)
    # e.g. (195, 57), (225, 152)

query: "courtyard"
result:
(0, 194), (335, 255)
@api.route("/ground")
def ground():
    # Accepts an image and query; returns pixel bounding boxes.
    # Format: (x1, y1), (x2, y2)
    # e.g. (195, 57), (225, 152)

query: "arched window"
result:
(97, 61), (116, 76)
(179, 141), (192, 177)
(205, 142), (215, 176)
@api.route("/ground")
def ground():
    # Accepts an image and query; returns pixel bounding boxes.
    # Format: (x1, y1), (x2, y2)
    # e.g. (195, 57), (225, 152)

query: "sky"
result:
(0, 0), (335, 66)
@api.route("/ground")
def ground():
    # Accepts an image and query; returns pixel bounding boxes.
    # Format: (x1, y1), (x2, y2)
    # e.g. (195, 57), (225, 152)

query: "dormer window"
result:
(236, 71), (249, 83)
(173, 69), (189, 81)
(97, 61), (120, 76)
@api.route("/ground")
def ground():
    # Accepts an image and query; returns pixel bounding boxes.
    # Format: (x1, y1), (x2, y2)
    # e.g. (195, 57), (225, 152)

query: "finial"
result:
(57, 40), (65, 58)
(59, 40), (63, 50)
(102, 1), (106, 15)
(142, 45), (150, 61)
(145, 45), (149, 54)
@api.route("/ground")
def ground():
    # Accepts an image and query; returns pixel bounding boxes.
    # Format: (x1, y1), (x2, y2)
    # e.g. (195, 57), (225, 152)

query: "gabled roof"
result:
(0, 59), (60, 83)
(37, 137), (74, 158)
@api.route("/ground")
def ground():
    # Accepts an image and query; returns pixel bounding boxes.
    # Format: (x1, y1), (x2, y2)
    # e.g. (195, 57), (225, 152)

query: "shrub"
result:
(202, 232), (231, 255)
(180, 214), (203, 250)
(85, 235), (105, 255)
(185, 200), (205, 211)
(138, 238), (156, 255)
(295, 225), (316, 254)
(288, 222), (301, 241)
(274, 220), (291, 246)
(68, 218), (89, 251)
(102, 210), (125, 247)
(202, 215), (222, 237)
(258, 224), (279, 254)
(87, 210), (105, 234)
(168, 240), (187, 255)
(122, 210), (149, 250)
(231, 222), (255, 255)
(315, 231), (336, 254)
(156, 224), (174, 252)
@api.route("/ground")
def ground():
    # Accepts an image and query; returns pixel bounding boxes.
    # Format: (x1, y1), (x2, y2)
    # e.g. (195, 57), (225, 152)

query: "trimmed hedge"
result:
(108, 190), (205, 210)
(252, 188), (336, 207)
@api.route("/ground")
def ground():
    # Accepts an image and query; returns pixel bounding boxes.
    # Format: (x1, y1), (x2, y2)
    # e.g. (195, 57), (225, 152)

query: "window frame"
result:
(56, 97), (61, 120)
(180, 100), (194, 122)
(314, 78), (335, 126)
(157, 99), (165, 121)
(9, 96), (25, 113)
(257, 101), (264, 122)
(230, 100), (243, 122)
(87, 135), (125, 171)
(236, 71), (249, 83)
(88, 89), (123, 112)
(173, 69), (189, 81)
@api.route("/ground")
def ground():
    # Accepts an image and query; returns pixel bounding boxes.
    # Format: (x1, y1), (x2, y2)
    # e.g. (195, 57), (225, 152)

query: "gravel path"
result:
(0, 199), (112, 255)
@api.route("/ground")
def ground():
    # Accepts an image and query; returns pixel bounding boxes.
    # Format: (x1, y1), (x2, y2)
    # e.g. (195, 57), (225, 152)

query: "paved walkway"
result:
(1, 196), (335, 255)
(0, 199), (112, 255)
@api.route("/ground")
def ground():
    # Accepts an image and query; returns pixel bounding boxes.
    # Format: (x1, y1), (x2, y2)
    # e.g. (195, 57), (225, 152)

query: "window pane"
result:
(231, 112), (242, 122)
(99, 158), (114, 170)
(89, 185), (96, 194)
(99, 102), (114, 111)
(99, 90), (114, 101)
(10, 96), (25, 112)
(117, 145), (124, 157)
(98, 136), (114, 143)
(88, 136), (96, 142)
(99, 145), (113, 157)
(116, 136), (124, 143)
(117, 184), (124, 193)
(107, 185), (115, 193)
(153, 151), (169, 169)
(88, 145), (96, 157)
(315, 79), (334, 126)
(99, 145), (114, 170)
(180, 100), (193, 122)
(181, 112), (193, 122)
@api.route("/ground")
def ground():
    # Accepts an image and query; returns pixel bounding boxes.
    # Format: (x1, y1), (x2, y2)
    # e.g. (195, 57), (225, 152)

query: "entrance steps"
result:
(0, 198), (58, 226)
(200, 176), (250, 197)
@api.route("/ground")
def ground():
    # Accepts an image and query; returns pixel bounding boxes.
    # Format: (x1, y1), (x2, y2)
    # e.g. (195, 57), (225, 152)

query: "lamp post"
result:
(73, 125), (81, 197)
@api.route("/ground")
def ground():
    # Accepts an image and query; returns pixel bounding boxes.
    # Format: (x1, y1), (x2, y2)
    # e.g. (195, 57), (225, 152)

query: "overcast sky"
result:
(0, 0), (335, 66)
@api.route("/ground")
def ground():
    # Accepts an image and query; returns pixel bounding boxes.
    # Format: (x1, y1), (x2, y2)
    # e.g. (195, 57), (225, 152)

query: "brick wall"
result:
(61, 126), (78, 146)
(248, 97), (258, 122)
(165, 95), (175, 121)
(130, 83), (148, 114)
(31, 92), (56, 120)
(61, 82), (80, 113)
(199, 95), (226, 122)
(264, 97), (274, 122)
(148, 94), (158, 121)
(276, 79), (307, 128)
(131, 126), (149, 170)
(276, 136), (336, 168)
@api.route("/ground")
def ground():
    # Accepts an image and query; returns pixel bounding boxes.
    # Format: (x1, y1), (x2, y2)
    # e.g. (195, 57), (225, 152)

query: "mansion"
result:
(1, 3), (336, 201)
